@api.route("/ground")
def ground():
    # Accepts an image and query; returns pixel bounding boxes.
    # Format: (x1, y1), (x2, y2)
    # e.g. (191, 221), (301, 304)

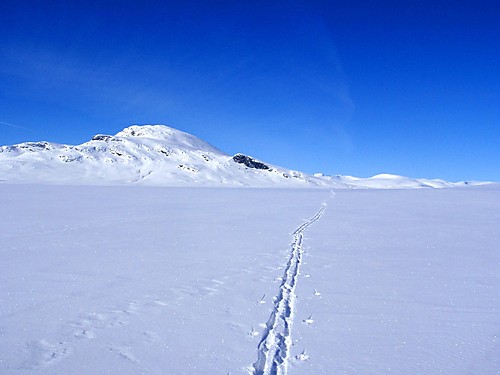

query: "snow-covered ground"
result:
(1, 184), (499, 374)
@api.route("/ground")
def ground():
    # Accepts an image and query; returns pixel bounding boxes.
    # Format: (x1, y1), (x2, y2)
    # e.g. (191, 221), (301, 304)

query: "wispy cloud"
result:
(0, 46), (179, 118)
(0, 121), (32, 131)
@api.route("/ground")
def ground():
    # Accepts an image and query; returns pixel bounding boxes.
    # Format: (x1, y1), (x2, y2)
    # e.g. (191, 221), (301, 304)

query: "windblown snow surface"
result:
(1, 184), (499, 374)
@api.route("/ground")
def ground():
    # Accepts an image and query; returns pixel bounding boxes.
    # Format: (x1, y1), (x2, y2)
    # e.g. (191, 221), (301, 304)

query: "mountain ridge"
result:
(0, 124), (486, 188)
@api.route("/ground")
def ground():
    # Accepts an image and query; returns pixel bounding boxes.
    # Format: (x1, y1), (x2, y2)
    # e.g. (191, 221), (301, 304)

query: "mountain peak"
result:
(113, 124), (224, 155)
(116, 125), (188, 140)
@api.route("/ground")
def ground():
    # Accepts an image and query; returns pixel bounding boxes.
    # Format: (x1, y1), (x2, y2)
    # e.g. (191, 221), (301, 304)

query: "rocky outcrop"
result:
(232, 153), (270, 170)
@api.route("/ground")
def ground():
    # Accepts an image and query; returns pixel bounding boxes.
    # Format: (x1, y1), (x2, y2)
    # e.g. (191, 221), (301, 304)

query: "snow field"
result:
(291, 188), (500, 374)
(1, 184), (499, 374)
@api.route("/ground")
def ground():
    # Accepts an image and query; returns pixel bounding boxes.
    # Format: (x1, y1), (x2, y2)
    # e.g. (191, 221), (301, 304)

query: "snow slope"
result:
(1, 184), (499, 374)
(0, 124), (483, 188)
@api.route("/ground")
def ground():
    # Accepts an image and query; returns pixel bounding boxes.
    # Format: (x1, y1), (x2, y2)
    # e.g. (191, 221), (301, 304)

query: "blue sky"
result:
(1, 1), (499, 181)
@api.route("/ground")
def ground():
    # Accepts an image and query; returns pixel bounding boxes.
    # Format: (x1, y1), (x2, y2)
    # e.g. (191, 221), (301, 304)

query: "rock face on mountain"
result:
(0, 124), (480, 188)
(232, 154), (270, 170)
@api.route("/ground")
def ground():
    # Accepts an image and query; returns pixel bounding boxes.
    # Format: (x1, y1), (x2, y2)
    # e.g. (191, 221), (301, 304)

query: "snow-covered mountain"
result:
(0, 124), (482, 188)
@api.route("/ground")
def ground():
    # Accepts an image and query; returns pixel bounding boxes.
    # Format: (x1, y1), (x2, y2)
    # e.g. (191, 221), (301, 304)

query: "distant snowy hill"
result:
(0, 124), (484, 188)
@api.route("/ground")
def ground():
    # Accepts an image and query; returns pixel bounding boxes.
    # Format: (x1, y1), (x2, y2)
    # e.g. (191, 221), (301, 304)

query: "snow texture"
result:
(1, 184), (499, 374)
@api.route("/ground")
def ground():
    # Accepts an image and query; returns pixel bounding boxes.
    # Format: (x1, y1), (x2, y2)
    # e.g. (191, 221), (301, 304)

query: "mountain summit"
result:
(0, 124), (478, 188)
(0, 124), (313, 187)
(114, 125), (224, 154)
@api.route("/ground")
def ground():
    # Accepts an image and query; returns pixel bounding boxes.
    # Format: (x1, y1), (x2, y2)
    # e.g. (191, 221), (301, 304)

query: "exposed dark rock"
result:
(158, 148), (171, 157)
(59, 155), (82, 163)
(18, 142), (54, 151)
(91, 134), (120, 142)
(178, 164), (198, 173)
(109, 149), (124, 157)
(232, 153), (270, 170)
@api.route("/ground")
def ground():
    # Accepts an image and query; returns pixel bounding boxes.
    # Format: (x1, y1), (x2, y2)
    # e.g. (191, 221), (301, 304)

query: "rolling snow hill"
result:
(0, 124), (483, 188)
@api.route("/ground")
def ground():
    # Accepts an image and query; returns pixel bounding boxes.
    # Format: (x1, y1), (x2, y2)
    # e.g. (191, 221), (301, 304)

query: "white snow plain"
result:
(1, 184), (499, 374)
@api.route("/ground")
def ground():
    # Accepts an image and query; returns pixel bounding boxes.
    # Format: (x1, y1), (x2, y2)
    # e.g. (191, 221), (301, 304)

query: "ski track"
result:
(252, 202), (326, 375)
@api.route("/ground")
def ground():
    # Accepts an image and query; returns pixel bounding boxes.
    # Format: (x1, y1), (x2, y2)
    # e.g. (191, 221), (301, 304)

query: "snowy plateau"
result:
(0, 125), (499, 374)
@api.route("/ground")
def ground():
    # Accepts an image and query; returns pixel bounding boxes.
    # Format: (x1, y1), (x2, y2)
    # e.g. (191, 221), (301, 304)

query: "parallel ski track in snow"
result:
(253, 203), (327, 375)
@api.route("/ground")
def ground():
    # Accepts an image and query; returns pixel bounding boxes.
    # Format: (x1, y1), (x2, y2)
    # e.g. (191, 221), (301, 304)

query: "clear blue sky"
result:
(1, 0), (499, 181)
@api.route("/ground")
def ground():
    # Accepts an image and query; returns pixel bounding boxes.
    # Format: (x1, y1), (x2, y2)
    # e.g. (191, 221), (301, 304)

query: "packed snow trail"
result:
(253, 203), (327, 375)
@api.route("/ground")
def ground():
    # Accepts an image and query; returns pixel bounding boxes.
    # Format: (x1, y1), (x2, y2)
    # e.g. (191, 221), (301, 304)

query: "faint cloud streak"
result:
(0, 121), (32, 131)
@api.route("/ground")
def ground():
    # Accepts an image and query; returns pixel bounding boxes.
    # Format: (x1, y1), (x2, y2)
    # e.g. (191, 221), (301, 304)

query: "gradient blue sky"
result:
(1, 0), (499, 181)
